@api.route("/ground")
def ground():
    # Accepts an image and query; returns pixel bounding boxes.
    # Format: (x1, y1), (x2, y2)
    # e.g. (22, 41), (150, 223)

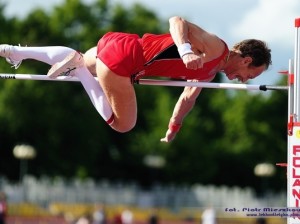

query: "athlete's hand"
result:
(182, 53), (203, 70)
(160, 129), (177, 143)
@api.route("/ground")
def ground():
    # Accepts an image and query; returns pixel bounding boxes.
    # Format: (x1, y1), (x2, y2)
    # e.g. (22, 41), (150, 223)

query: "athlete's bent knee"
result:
(111, 121), (136, 133)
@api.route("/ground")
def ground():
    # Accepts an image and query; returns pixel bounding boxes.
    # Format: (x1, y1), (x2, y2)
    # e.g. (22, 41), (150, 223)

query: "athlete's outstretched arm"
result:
(160, 85), (202, 143)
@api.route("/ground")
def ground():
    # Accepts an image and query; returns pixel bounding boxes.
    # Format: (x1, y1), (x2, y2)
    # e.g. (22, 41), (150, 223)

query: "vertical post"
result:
(294, 18), (300, 118)
(288, 59), (294, 136)
(288, 18), (300, 224)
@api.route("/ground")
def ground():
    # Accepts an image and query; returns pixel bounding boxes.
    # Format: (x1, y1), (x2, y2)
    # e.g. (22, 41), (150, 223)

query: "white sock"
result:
(75, 67), (114, 124)
(9, 46), (114, 123)
(11, 46), (74, 65)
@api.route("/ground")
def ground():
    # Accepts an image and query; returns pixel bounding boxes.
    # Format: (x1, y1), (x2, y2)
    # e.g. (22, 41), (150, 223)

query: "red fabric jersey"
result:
(97, 32), (229, 81)
(140, 33), (229, 81)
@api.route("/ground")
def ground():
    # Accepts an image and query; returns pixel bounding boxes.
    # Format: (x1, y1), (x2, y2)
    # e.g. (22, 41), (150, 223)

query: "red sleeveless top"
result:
(138, 33), (229, 81)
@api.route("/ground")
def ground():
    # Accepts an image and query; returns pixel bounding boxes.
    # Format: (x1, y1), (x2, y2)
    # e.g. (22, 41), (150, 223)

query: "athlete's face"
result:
(224, 56), (267, 83)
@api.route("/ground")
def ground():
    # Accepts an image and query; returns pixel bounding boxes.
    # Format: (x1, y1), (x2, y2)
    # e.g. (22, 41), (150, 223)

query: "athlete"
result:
(0, 16), (272, 142)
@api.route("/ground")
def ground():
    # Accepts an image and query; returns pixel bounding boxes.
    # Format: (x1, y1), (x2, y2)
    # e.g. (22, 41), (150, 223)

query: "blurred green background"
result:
(0, 0), (289, 223)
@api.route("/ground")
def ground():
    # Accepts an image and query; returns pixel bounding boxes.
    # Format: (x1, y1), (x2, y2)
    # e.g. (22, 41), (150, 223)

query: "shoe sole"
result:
(47, 51), (79, 78)
(0, 44), (12, 58)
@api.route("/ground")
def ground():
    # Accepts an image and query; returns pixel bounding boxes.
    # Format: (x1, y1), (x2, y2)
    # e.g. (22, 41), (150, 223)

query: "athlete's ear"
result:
(242, 56), (252, 65)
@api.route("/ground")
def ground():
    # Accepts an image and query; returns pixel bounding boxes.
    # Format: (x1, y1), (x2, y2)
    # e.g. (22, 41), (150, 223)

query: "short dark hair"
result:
(233, 39), (272, 69)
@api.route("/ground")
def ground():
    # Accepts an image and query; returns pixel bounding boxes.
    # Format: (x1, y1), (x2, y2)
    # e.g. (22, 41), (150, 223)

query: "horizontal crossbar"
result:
(0, 73), (288, 91)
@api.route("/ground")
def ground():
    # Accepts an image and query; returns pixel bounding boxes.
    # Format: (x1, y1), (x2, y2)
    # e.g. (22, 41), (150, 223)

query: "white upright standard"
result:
(287, 17), (300, 224)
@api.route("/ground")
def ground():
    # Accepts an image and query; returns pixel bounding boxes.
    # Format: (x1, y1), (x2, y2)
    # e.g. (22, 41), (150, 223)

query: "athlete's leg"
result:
(96, 59), (137, 133)
(75, 66), (114, 124)
(47, 51), (114, 123)
(83, 47), (97, 76)
(0, 44), (74, 66)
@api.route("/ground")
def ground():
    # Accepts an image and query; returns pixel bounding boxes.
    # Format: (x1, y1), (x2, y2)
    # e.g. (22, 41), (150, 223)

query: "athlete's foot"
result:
(0, 44), (22, 69)
(47, 51), (84, 78)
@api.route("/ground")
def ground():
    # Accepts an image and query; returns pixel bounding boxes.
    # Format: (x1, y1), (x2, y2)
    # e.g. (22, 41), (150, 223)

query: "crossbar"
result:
(0, 73), (287, 91)
(137, 79), (287, 91)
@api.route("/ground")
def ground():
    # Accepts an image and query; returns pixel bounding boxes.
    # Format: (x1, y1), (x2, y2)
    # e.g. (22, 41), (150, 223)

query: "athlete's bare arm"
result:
(160, 84), (202, 143)
(162, 16), (226, 142)
(169, 16), (226, 69)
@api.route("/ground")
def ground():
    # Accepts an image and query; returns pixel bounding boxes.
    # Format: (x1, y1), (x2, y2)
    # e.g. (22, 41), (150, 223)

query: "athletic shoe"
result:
(0, 44), (22, 69)
(47, 51), (84, 78)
